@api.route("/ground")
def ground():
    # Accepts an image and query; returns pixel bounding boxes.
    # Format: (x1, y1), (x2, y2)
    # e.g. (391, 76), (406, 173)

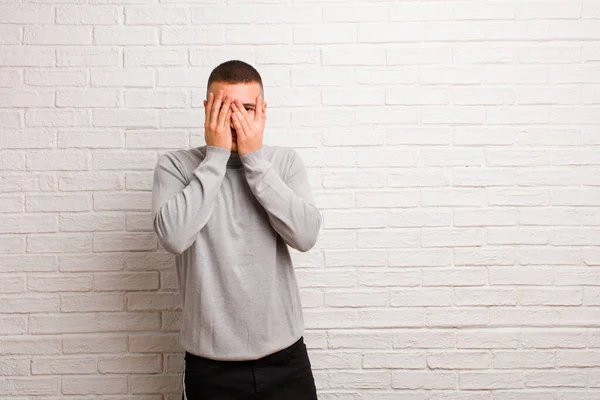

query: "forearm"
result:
(240, 149), (321, 252)
(152, 146), (230, 254)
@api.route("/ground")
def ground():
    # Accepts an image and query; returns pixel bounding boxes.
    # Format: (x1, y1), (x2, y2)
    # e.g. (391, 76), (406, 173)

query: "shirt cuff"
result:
(239, 147), (265, 166)
(205, 145), (231, 164)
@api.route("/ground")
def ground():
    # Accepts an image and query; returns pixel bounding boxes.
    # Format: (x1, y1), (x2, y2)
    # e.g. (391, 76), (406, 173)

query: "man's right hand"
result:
(204, 89), (232, 151)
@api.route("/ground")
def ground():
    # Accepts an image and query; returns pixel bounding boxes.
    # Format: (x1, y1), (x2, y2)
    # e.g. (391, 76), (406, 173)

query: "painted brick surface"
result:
(1, 0), (599, 398)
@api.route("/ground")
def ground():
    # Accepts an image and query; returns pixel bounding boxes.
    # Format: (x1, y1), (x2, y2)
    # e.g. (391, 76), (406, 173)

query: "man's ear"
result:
(263, 101), (267, 116)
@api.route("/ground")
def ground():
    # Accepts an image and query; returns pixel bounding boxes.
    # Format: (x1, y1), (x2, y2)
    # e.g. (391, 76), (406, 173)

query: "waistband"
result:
(185, 336), (304, 365)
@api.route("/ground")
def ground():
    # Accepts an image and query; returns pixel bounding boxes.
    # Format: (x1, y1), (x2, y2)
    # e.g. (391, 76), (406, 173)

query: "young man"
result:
(151, 60), (321, 399)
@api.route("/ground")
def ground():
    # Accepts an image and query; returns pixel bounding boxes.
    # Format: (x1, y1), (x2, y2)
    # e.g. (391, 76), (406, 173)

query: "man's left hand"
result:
(230, 96), (265, 157)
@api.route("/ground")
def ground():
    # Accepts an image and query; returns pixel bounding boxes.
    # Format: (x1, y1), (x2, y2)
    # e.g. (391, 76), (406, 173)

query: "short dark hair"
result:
(206, 60), (263, 97)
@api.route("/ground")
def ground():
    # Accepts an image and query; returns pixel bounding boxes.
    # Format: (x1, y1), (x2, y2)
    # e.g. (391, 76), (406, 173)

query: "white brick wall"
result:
(1, 0), (599, 398)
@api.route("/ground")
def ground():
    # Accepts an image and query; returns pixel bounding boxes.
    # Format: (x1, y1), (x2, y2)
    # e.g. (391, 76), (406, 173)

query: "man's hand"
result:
(230, 96), (265, 157)
(204, 89), (232, 151)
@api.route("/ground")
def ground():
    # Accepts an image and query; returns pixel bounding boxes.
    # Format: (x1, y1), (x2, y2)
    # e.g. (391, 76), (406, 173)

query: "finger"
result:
(205, 92), (213, 125)
(254, 95), (262, 122)
(210, 90), (224, 127)
(217, 95), (231, 128)
(231, 102), (251, 136)
(231, 108), (244, 136)
(234, 99), (251, 122)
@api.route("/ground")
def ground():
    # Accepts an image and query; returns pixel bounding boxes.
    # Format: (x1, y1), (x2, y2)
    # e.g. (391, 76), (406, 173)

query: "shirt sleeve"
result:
(151, 146), (230, 255)
(240, 147), (322, 252)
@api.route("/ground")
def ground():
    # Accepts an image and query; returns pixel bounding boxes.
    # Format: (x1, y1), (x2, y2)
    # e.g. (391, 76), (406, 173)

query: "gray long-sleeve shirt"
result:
(151, 144), (321, 361)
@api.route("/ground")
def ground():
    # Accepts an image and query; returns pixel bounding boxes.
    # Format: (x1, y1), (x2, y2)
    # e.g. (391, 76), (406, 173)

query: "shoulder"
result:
(154, 148), (200, 183)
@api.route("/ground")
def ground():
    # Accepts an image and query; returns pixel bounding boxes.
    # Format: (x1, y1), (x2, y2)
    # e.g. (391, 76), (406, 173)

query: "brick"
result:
(94, 272), (159, 291)
(0, 26), (22, 45)
(356, 191), (419, 208)
(457, 329), (519, 349)
(126, 6), (188, 24)
(98, 354), (161, 373)
(292, 66), (354, 86)
(390, 288), (452, 307)
(0, 129), (53, 149)
(429, 351), (490, 369)
(255, 45), (317, 65)
(57, 89), (121, 108)
(125, 90), (188, 108)
(524, 370), (586, 388)
(423, 268), (487, 286)
(0, 337), (61, 355)
(56, 6), (120, 24)
(94, 27), (159, 45)
(62, 376), (128, 395)
(517, 1), (581, 19)
(0, 377), (60, 396)
(0, 172), (55, 193)
(392, 371), (456, 390)
(427, 308), (488, 327)
(30, 313), (97, 334)
(2, 255), (57, 272)
(128, 333), (182, 353)
(27, 233), (92, 253)
(0, 47), (54, 67)
(93, 110), (158, 127)
(323, 46), (385, 66)
(62, 334), (126, 354)
(32, 356), (97, 375)
(295, 269), (356, 288)
(358, 270), (421, 287)
(97, 312), (160, 332)
(453, 43), (515, 64)
(28, 274), (93, 292)
(254, 5), (320, 23)
(24, 27), (92, 45)
(161, 26), (223, 45)
(325, 289), (386, 308)
(91, 68), (154, 87)
(25, 69), (87, 87)
(57, 47), (121, 67)
(322, 127), (386, 146)
(0, 68), (21, 87)
(27, 150), (88, 171)
(0, 214), (56, 234)
(322, 170), (385, 189)
(303, 309), (358, 329)
(0, 295), (59, 313)
(191, 5), (253, 23)
(295, 24), (355, 44)
(495, 351), (555, 369)
(0, 6), (53, 23)
(93, 192), (150, 211)
(388, 249), (452, 267)
(363, 351), (425, 369)
(61, 293), (124, 312)
(328, 331), (392, 350)
(134, 51), (188, 71)
(0, 274), (26, 293)
(25, 109), (90, 127)
(460, 371), (522, 389)
(59, 213), (125, 232)
(325, 250), (386, 267)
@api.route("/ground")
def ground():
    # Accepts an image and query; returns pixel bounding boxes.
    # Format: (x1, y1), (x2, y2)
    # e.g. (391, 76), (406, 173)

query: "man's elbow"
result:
(153, 213), (187, 255)
(157, 235), (187, 255)
(294, 211), (321, 252)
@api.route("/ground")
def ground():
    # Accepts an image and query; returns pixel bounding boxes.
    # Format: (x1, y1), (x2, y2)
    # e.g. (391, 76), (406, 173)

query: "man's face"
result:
(203, 81), (265, 153)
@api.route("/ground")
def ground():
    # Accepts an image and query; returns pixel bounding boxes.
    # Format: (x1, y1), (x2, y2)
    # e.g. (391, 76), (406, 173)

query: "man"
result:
(151, 60), (321, 400)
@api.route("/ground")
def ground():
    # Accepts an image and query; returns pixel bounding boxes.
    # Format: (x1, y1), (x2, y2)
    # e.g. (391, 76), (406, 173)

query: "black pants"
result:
(182, 336), (318, 400)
